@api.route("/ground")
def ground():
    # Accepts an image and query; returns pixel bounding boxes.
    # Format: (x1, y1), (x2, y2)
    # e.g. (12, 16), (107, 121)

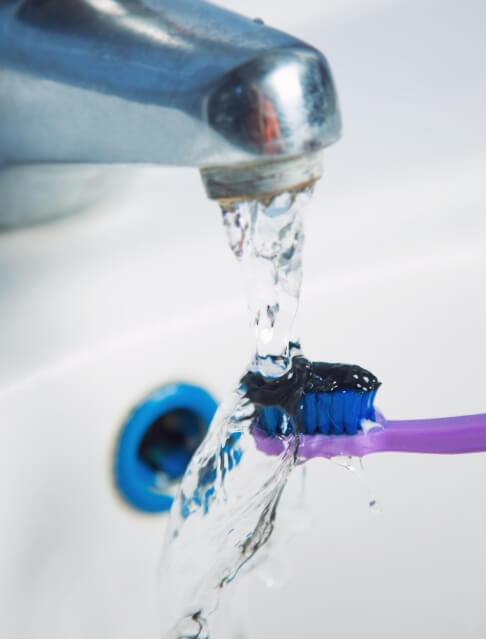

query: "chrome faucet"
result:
(0, 0), (341, 226)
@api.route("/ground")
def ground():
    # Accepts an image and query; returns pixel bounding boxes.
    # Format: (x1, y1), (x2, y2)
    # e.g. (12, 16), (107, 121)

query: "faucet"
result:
(0, 0), (341, 227)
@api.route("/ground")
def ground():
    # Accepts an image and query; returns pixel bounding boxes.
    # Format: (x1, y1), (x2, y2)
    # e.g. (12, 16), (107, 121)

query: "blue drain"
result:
(114, 383), (218, 513)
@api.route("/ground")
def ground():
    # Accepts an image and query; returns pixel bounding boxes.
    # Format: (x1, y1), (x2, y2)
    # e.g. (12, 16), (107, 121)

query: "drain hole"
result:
(138, 408), (207, 481)
(114, 383), (218, 513)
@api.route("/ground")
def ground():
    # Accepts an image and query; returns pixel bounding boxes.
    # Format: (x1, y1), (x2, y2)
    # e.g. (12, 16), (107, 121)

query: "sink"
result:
(1, 1), (485, 638)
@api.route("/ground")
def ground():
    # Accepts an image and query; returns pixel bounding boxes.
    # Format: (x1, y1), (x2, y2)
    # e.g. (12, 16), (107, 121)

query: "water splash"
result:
(159, 186), (313, 638)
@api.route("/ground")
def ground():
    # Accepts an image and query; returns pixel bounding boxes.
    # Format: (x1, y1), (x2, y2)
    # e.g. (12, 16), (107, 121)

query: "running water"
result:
(222, 188), (310, 376)
(159, 186), (314, 639)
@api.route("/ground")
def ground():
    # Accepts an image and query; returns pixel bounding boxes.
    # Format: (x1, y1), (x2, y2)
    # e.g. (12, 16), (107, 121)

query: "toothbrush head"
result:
(243, 358), (381, 436)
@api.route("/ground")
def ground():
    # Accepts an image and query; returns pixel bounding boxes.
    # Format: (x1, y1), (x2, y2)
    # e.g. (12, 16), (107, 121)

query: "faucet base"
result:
(200, 150), (323, 205)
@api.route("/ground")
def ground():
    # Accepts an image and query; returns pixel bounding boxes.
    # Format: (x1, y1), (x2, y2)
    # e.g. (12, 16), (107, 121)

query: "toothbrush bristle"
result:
(255, 361), (380, 437)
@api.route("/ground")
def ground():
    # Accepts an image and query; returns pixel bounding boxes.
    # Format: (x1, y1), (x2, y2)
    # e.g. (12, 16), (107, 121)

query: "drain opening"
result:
(138, 408), (207, 481)
(114, 383), (218, 513)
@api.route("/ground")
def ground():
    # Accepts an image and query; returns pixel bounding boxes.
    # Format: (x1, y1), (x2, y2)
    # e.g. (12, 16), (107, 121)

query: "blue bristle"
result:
(260, 407), (282, 435)
(330, 391), (345, 434)
(313, 389), (377, 436)
(366, 388), (377, 420)
(359, 393), (368, 420)
(303, 393), (318, 434)
(257, 390), (378, 437)
(343, 391), (361, 435)
(316, 393), (332, 434)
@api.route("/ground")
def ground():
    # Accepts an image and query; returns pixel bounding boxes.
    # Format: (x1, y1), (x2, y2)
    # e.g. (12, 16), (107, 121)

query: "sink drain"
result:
(114, 383), (217, 513)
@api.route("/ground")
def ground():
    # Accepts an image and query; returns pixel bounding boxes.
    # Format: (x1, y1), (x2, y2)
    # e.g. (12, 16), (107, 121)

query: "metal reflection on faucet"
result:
(84, 0), (126, 16)
(244, 86), (283, 155)
(0, 0), (341, 226)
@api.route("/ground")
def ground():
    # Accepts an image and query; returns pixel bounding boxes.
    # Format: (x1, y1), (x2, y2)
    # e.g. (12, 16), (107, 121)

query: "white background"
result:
(1, 0), (485, 637)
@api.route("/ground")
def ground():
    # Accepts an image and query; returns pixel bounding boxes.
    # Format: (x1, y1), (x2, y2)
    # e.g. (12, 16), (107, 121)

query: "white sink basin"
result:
(1, 1), (485, 638)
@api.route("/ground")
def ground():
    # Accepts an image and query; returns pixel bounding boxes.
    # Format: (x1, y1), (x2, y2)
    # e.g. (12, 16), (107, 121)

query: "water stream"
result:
(159, 186), (314, 638)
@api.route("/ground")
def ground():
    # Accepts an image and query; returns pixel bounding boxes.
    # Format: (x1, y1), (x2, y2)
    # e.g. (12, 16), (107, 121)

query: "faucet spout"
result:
(0, 0), (341, 221)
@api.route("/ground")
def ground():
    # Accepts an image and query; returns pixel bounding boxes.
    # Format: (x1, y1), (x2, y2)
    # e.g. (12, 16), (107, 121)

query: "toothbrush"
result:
(246, 359), (486, 460)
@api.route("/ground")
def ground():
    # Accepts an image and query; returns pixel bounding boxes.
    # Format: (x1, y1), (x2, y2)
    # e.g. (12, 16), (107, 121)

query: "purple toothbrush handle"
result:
(253, 413), (486, 460)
